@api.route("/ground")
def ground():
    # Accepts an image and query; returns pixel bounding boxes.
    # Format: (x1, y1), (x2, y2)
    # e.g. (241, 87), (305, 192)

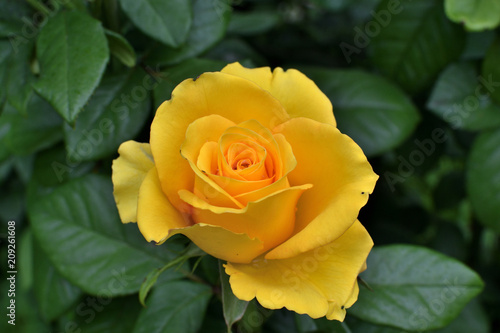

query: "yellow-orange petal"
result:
(327, 282), (359, 320)
(225, 220), (372, 321)
(219, 133), (268, 181)
(170, 223), (264, 263)
(266, 118), (378, 260)
(273, 133), (296, 178)
(191, 158), (245, 209)
(226, 132), (296, 205)
(151, 72), (289, 212)
(197, 141), (218, 175)
(232, 119), (283, 178)
(180, 115), (244, 209)
(136, 166), (264, 261)
(207, 173), (274, 200)
(212, 129), (297, 206)
(221, 62), (336, 126)
(179, 183), (312, 258)
(181, 114), (236, 166)
(219, 120), (282, 179)
(112, 141), (154, 223)
(233, 175), (289, 206)
(136, 167), (191, 244)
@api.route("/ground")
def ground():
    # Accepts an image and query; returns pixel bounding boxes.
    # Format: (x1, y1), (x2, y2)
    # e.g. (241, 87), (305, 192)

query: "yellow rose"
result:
(112, 62), (378, 321)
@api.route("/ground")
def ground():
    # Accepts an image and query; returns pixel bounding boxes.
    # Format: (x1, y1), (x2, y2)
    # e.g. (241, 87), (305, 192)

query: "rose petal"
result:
(224, 220), (372, 321)
(218, 120), (283, 180)
(191, 158), (245, 209)
(136, 167), (191, 243)
(266, 117), (378, 260)
(136, 166), (264, 262)
(151, 72), (290, 213)
(179, 183), (312, 260)
(328, 281), (359, 320)
(180, 115), (244, 209)
(219, 133), (268, 181)
(197, 141), (218, 175)
(208, 173), (275, 199)
(170, 223), (264, 263)
(181, 115), (236, 165)
(221, 62), (336, 126)
(112, 141), (155, 223)
(182, 116), (298, 207)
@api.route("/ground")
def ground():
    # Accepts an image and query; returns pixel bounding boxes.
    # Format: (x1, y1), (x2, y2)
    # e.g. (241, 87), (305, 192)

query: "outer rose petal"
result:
(112, 141), (154, 223)
(170, 224), (264, 263)
(151, 72), (290, 213)
(266, 118), (378, 259)
(137, 167), (190, 243)
(136, 166), (264, 262)
(225, 220), (373, 321)
(221, 62), (336, 126)
(178, 183), (312, 262)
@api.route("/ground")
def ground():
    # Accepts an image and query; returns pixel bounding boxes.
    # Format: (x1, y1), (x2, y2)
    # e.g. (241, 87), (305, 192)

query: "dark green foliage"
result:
(1, 0), (498, 332)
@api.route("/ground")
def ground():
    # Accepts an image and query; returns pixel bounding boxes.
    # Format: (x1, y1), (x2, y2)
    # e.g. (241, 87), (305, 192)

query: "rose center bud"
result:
(225, 141), (265, 177)
(238, 159), (251, 169)
(181, 118), (297, 208)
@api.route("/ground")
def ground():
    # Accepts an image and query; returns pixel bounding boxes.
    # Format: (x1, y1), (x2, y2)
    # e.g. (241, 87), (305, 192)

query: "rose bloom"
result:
(112, 62), (378, 320)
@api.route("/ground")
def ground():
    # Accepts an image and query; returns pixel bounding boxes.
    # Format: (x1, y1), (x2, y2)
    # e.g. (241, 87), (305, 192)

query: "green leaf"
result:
(119, 0), (192, 47)
(153, 58), (226, 108)
(0, 178), (25, 228)
(32, 144), (95, 187)
(0, 41), (10, 108)
(4, 40), (35, 115)
(34, 10), (109, 124)
(350, 245), (484, 331)
(13, 154), (35, 184)
(303, 68), (420, 157)
(346, 318), (400, 333)
(295, 314), (318, 332)
(427, 62), (500, 131)
(0, 158), (14, 183)
(105, 29), (136, 67)
(147, 0), (230, 66)
(28, 174), (183, 296)
(18, 230), (34, 291)
(309, 0), (353, 11)
(139, 243), (205, 306)
(482, 37), (500, 105)
(445, 0), (500, 31)
(219, 260), (248, 332)
(370, 0), (464, 94)
(63, 69), (152, 163)
(431, 299), (489, 333)
(314, 318), (351, 333)
(0, 267), (51, 333)
(467, 128), (500, 233)
(228, 10), (280, 36)
(295, 314), (352, 333)
(204, 37), (266, 65)
(133, 280), (212, 333)
(260, 308), (294, 333)
(33, 237), (82, 321)
(348, 298), (488, 333)
(0, 0), (32, 38)
(70, 295), (142, 333)
(461, 30), (496, 60)
(0, 96), (63, 155)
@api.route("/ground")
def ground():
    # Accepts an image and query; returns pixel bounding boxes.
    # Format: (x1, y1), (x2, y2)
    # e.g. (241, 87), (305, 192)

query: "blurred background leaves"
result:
(1, 0), (499, 332)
